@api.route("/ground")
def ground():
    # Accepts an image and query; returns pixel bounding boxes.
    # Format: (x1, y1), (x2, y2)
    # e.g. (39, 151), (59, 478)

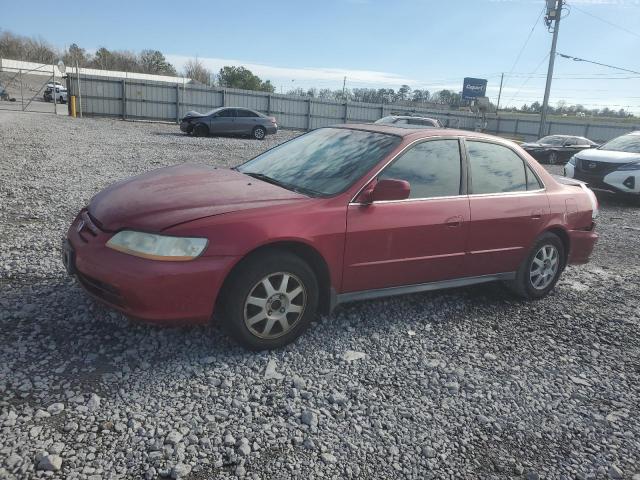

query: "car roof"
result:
(333, 123), (507, 143)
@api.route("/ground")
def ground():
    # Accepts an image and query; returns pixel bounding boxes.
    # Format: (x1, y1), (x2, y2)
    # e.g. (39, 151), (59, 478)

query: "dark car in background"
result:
(375, 115), (443, 128)
(180, 107), (277, 140)
(521, 135), (598, 165)
(564, 131), (640, 201)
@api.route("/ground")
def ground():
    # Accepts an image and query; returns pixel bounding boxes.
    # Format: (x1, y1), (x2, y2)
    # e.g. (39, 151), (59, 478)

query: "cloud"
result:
(165, 54), (417, 88)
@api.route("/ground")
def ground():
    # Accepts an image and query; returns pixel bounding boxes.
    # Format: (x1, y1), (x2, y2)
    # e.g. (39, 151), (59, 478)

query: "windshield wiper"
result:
(242, 172), (322, 197)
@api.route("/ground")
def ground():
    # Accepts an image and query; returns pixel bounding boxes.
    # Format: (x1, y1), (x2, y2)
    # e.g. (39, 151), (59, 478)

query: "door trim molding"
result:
(336, 272), (516, 305)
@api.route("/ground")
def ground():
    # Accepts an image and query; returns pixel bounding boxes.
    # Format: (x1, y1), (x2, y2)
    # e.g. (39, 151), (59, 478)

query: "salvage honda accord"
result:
(63, 125), (598, 350)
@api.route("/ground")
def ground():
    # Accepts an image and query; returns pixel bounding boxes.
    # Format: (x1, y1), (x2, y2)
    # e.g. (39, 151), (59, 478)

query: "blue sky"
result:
(3, 0), (640, 112)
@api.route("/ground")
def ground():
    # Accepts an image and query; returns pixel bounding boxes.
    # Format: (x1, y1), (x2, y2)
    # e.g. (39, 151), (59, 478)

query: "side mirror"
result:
(357, 178), (411, 203)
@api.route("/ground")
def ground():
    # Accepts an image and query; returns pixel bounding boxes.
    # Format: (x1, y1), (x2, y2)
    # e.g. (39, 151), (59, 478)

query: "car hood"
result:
(574, 148), (640, 164)
(89, 164), (307, 231)
(181, 110), (207, 121)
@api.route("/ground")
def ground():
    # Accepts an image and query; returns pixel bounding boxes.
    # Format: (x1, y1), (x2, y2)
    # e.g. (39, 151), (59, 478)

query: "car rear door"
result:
(235, 109), (260, 134)
(342, 138), (470, 293)
(464, 139), (549, 277)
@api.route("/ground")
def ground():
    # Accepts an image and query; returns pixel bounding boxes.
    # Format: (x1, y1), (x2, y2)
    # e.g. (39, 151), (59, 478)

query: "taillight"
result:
(582, 184), (599, 220)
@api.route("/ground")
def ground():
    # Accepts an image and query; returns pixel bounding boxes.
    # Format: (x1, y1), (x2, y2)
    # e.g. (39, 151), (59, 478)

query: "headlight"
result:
(106, 231), (208, 261)
(568, 156), (577, 166)
(617, 161), (640, 171)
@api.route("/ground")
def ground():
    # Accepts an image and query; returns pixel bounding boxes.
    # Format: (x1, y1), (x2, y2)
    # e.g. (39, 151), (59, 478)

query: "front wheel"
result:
(253, 126), (266, 140)
(218, 251), (318, 350)
(193, 123), (208, 137)
(506, 232), (565, 299)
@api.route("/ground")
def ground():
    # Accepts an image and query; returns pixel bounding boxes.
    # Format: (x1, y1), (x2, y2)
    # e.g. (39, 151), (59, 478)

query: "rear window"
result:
(236, 109), (259, 117)
(467, 141), (527, 194)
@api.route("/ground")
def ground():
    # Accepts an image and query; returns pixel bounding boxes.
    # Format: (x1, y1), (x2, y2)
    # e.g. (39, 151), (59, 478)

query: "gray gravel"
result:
(1, 111), (639, 479)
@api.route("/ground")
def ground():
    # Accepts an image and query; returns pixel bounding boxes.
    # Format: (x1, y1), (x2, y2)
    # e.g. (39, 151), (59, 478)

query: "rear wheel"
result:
(548, 151), (559, 165)
(193, 123), (208, 137)
(253, 126), (266, 140)
(506, 232), (565, 299)
(218, 251), (318, 350)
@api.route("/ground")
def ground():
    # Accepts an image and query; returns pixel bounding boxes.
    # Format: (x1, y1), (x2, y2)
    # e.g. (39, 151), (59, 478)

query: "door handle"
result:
(445, 215), (463, 227)
(531, 209), (543, 220)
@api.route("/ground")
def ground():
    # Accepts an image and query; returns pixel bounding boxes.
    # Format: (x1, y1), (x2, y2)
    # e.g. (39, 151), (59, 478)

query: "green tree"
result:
(217, 66), (274, 92)
(139, 50), (176, 75)
(63, 43), (89, 67)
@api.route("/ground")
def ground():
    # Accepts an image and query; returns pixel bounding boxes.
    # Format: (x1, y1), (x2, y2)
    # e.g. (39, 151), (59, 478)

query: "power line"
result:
(570, 3), (640, 39)
(504, 5), (546, 82)
(557, 53), (640, 75)
(503, 53), (550, 108)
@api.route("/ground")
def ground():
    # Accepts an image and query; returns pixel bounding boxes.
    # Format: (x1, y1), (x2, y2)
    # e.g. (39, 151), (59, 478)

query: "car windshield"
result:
(598, 134), (640, 153)
(204, 108), (224, 116)
(538, 136), (565, 145)
(237, 128), (401, 197)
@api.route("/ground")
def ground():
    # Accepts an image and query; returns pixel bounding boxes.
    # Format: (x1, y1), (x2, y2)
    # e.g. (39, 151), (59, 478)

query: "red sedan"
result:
(63, 125), (598, 350)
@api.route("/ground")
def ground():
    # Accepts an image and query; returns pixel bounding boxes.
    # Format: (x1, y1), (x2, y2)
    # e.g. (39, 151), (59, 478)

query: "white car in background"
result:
(44, 83), (68, 103)
(564, 131), (640, 202)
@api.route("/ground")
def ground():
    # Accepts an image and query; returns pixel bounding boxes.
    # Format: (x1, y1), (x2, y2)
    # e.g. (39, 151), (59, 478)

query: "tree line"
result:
(1, 29), (634, 118)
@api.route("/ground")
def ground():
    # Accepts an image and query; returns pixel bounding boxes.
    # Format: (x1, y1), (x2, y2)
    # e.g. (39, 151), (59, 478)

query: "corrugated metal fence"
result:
(66, 73), (639, 142)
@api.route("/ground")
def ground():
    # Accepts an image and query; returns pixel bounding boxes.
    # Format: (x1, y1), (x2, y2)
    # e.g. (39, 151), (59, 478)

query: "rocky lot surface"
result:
(1, 111), (639, 479)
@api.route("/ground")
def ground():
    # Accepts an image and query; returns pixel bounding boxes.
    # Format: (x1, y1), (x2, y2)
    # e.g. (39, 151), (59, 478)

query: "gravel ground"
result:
(1, 111), (639, 480)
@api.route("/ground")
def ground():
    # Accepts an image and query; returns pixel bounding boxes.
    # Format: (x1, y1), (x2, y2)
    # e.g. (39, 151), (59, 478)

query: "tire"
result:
(193, 123), (208, 137)
(506, 232), (565, 299)
(548, 151), (559, 165)
(218, 250), (319, 350)
(252, 126), (266, 140)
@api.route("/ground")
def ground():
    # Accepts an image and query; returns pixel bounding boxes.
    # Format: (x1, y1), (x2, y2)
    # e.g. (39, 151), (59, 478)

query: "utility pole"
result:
(496, 72), (504, 112)
(341, 76), (346, 100)
(539, 0), (563, 138)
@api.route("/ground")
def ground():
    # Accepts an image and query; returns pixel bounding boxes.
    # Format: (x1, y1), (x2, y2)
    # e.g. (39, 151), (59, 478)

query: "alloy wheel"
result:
(530, 245), (559, 290)
(254, 128), (265, 139)
(244, 272), (306, 339)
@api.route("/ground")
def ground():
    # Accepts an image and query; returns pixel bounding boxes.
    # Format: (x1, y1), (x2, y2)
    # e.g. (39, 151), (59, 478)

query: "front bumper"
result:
(565, 163), (640, 196)
(266, 124), (278, 134)
(65, 211), (238, 325)
(179, 121), (193, 133)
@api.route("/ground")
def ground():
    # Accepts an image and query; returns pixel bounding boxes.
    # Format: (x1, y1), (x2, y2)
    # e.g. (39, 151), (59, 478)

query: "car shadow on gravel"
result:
(1, 278), (260, 401)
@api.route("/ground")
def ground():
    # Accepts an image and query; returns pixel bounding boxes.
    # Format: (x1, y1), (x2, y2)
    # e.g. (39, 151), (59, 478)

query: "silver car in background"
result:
(375, 115), (443, 128)
(180, 107), (278, 140)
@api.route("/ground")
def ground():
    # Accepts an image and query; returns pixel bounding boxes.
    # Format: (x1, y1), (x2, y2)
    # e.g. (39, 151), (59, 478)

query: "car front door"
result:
(209, 108), (235, 134)
(342, 138), (470, 293)
(465, 139), (549, 277)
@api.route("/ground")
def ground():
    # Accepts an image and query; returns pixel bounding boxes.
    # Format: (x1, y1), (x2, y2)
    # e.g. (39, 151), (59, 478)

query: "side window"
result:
(467, 141), (527, 194)
(525, 164), (543, 190)
(236, 109), (258, 117)
(217, 109), (234, 118)
(394, 118), (408, 124)
(379, 139), (462, 199)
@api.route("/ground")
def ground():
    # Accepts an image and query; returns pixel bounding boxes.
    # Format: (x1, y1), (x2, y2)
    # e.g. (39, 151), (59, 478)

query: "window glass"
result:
(539, 136), (564, 146)
(379, 140), (461, 198)
(238, 128), (401, 196)
(394, 118), (408, 124)
(599, 134), (640, 153)
(525, 164), (542, 190)
(467, 141), (527, 194)
(217, 109), (234, 118)
(236, 109), (258, 117)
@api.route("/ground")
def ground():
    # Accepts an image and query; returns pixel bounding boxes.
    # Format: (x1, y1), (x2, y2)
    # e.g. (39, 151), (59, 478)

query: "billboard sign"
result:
(462, 77), (487, 100)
